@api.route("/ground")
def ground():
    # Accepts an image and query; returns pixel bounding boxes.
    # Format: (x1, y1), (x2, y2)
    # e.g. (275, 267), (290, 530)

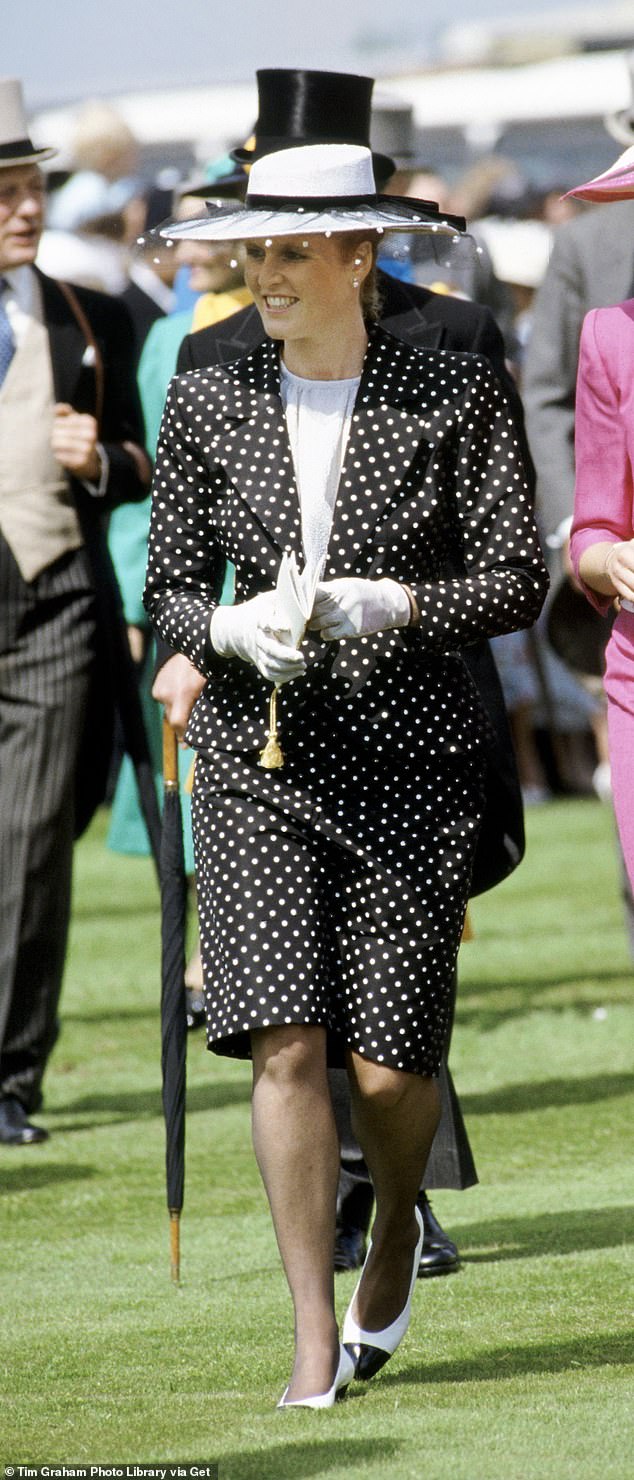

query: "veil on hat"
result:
(153, 144), (468, 245)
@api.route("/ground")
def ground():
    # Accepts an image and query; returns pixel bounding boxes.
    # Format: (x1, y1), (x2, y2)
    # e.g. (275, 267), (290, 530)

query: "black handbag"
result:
(463, 639), (525, 898)
(547, 574), (615, 681)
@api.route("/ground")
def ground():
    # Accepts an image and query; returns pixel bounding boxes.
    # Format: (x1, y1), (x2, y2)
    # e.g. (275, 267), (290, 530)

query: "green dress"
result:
(107, 308), (233, 868)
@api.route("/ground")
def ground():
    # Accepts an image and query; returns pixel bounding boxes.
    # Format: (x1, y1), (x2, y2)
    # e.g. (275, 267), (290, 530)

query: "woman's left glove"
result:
(309, 577), (412, 641)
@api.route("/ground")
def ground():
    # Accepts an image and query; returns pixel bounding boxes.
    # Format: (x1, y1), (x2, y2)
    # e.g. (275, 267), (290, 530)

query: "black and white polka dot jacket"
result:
(144, 326), (549, 756)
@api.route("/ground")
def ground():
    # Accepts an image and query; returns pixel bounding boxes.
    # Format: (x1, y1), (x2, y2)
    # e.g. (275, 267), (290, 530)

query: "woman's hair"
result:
(336, 232), (382, 323)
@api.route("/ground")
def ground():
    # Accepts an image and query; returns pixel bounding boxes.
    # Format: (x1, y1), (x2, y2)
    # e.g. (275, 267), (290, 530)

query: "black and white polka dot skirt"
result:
(191, 705), (485, 1077)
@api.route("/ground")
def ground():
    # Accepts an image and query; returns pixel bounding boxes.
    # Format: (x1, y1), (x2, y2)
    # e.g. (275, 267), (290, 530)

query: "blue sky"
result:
(8, 0), (557, 108)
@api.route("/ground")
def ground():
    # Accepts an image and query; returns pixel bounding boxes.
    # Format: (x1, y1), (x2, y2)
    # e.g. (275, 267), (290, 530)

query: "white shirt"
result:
(280, 360), (360, 573)
(2, 262), (42, 345)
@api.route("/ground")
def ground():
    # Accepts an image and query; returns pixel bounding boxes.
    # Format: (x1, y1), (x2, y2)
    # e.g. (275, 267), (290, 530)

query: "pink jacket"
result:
(571, 299), (634, 614)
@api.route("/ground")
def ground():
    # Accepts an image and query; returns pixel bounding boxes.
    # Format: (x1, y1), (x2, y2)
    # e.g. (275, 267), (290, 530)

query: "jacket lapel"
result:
(381, 303), (444, 350)
(205, 338), (304, 561)
(326, 328), (438, 576)
(202, 302), (266, 366)
(202, 327), (439, 575)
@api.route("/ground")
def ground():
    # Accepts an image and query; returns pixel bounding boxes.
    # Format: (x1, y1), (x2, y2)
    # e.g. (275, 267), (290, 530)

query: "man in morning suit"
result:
(152, 68), (529, 1274)
(0, 80), (151, 1146)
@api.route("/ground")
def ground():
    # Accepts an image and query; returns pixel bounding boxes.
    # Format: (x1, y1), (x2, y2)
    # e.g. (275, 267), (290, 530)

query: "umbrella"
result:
(160, 716), (189, 1281)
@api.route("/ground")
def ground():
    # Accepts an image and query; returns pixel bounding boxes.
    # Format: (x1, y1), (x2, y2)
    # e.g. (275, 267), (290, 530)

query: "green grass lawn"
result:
(1, 798), (632, 1479)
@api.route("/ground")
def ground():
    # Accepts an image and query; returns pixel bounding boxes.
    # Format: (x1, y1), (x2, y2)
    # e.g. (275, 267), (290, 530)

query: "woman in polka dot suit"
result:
(144, 145), (548, 1408)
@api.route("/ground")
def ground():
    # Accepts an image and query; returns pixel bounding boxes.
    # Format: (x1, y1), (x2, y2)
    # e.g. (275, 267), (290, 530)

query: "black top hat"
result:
(231, 68), (395, 184)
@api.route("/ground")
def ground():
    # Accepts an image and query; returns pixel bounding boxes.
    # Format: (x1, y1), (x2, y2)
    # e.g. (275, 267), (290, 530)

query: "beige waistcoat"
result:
(0, 316), (83, 581)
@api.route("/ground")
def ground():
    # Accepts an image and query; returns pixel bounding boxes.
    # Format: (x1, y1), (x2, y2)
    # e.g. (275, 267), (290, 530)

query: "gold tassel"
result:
(259, 687), (284, 769)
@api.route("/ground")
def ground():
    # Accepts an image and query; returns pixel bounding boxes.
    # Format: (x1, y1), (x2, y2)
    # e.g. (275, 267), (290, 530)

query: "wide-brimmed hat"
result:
(47, 169), (143, 230)
(159, 143), (466, 244)
(565, 143), (634, 203)
(231, 68), (395, 186)
(0, 78), (57, 168)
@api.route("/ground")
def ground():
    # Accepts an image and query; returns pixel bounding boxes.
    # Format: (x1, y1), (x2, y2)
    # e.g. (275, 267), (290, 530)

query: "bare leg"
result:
(346, 1051), (440, 1332)
(251, 1024), (340, 1402)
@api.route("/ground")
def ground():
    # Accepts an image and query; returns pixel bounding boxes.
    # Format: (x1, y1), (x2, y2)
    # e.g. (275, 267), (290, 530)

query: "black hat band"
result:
(0, 137), (40, 160)
(244, 191), (380, 210)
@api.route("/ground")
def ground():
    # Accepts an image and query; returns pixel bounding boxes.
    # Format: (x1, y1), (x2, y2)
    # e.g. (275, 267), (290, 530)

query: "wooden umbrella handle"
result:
(169, 1209), (181, 1284)
(162, 716), (180, 790)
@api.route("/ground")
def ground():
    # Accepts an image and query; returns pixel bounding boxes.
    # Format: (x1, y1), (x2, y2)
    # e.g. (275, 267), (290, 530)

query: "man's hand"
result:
(152, 653), (207, 740)
(52, 403), (101, 481)
(127, 625), (146, 665)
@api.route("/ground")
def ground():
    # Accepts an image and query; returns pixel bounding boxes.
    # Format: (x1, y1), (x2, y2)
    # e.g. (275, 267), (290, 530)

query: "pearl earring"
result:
(352, 277), (359, 288)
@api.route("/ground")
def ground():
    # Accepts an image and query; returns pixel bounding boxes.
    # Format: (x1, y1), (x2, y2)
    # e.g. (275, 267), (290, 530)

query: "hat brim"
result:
(158, 197), (466, 243)
(565, 143), (634, 202)
(177, 167), (248, 199)
(0, 145), (57, 169)
(604, 110), (634, 149)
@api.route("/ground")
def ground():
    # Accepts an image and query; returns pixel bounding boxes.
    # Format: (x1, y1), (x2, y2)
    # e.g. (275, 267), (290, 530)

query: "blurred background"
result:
(7, 1), (634, 187)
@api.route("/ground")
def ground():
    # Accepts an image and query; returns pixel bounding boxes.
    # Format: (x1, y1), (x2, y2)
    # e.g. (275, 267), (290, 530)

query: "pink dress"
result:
(571, 300), (634, 885)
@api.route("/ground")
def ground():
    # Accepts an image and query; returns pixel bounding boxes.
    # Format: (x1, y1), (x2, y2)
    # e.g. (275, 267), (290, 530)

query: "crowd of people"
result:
(0, 61), (632, 1408)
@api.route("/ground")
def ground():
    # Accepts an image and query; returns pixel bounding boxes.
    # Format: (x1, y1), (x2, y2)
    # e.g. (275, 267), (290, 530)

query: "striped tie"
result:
(0, 277), (15, 387)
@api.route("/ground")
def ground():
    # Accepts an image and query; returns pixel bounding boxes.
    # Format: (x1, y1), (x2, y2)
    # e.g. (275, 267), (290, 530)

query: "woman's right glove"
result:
(209, 592), (306, 686)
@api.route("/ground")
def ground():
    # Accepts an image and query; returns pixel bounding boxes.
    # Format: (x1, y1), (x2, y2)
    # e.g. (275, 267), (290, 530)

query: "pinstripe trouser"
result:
(0, 539), (96, 1111)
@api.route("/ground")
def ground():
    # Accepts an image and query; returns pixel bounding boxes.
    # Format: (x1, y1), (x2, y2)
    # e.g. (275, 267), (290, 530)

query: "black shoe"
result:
(185, 987), (206, 1031)
(0, 1097), (49, 1146)
(334, 1224), (367, 1273)
(416, 1192), (459, 1277)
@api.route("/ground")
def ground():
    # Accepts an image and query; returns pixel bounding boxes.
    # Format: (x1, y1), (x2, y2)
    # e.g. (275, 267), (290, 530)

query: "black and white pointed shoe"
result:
(342, 1204), (424, 1380)
(277, 1343), (355, 1409)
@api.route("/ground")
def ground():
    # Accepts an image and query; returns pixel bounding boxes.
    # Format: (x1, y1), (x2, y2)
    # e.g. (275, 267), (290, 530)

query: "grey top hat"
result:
(0, 78), (57, 168)
(604, 51), (634, 147)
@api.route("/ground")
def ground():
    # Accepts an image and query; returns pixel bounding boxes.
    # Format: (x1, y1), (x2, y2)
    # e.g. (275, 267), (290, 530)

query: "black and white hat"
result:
(160, 143), (466, 243)
(0, 78), (56, 168)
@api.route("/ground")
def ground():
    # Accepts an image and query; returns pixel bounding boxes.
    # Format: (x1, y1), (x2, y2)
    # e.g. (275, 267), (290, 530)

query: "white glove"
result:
(309, 577), (412, 641)
(209, 592), (306, 685)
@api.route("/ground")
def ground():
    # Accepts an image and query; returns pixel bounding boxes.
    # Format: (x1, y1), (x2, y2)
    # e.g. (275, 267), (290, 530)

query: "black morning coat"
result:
(144, 324), (549, 892)
(37, 271), (149, 833)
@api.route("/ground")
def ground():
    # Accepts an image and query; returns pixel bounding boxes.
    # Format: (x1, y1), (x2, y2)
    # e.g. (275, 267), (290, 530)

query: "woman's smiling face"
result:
(243, 234), (363, 346)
